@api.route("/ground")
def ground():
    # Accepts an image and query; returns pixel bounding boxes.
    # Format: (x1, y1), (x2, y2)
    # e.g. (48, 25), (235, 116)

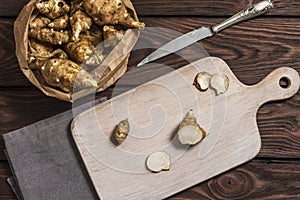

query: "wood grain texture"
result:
(1, 0), (300, 17)
(0, 159), (299, 200)
(71, 57), (299, 199)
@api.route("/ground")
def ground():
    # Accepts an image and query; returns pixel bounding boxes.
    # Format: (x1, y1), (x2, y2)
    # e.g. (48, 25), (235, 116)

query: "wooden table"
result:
(1, 0), (300, 199)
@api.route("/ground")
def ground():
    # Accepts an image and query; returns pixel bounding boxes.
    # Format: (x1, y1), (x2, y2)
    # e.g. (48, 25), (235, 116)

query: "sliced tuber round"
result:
(146, 151), (171, 173)
(194, 72), (212, 91)
(210, 73), (229, 95)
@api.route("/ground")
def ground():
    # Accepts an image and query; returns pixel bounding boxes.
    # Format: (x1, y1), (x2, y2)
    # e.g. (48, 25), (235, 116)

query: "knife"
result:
(137, 0), (273, 67)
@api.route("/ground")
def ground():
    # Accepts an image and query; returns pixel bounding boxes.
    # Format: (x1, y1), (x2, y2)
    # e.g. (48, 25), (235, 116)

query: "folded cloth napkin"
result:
(3, 98), (107, 200)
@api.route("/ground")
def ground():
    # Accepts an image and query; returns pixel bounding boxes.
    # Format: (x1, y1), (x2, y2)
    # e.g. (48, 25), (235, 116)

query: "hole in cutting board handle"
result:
(279, 77), (291, 89)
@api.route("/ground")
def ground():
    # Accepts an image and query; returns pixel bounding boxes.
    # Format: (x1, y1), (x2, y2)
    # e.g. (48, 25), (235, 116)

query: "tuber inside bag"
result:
(14, 0), (143, 102)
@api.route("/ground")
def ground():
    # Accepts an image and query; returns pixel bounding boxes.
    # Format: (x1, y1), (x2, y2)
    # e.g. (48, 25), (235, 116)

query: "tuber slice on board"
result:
(177, 110), (207, 145)
(30, 16), (51, 29)
(70, 10), (93, 41)
(48, 14), (69, 30)
(83, 0), (145, 29)
(29, 28), (70, 45)
(210, 73), (229, 95)
(146, 151), (171, 173)
(194, 72), (212, 91)
(40, 58), (97, 93)
(36, 0), (70, 19)
(114, 119), (130, 144)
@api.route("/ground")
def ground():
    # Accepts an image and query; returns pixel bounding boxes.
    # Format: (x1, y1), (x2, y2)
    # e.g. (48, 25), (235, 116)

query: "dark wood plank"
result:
(169, 159), (300, 199)
(2, 17), (300, 86)
(0, 162), (15, 200)
(0, 159), (299, 200)
(1, 0), (300, 17)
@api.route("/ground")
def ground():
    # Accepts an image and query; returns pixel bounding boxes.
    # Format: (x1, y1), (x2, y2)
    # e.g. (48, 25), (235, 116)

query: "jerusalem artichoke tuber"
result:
(83, 0), (145, 29)
(28, 39), (69, 69)
(70, 10), (93, 41)
(36, 0), (70, 19)
(194, 72), (212, 92)
(30, 16), (51, 29)
(48, 14), (69, 30)
(29, 28), (70, 45)
(40, 58), (97, 93)
(114, 119), (130, 144)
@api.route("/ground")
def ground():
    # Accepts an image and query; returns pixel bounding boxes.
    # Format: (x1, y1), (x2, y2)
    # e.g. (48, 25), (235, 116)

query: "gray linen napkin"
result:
(3, 98), (107, 200)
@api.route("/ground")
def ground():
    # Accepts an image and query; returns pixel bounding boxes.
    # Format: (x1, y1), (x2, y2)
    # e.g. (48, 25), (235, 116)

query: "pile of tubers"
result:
(28, 0), (144, 93)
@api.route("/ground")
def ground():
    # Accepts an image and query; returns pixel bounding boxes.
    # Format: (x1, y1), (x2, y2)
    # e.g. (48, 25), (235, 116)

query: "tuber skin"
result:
(40, 58), (97, 93)
(83, 0), (145, 29)
(177, 110), (207, 145)
(48, 14), (69, 30)
(29, 28), (70, 45)
(103, 25), (124, 48)
(36, 0), (70, 19)
(70, 10), (93, 41)
(114, 119), (130, 144)
(30, 16), (51, 29)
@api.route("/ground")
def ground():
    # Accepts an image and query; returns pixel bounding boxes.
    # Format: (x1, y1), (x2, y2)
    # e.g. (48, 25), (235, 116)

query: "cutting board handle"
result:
(250, 67), (300, 106)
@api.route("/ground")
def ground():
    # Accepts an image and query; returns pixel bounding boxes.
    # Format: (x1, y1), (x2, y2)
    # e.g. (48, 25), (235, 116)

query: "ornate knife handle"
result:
(212, 0), (273, 33)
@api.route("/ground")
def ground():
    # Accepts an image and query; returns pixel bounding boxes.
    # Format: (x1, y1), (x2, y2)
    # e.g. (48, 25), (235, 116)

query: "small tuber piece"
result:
(40, 58), (97, 93)
(29, 28), (70, 45)
(194, 72), (212, 91)
(177, 110), (207, 145)
(114, 119), (130, 144)
(146, 151), (171, 173)
(48, 14), (69, 30)
(70, 10), (93, 41)
(210, 73), (229, 95)
(36, 0), (70, 19)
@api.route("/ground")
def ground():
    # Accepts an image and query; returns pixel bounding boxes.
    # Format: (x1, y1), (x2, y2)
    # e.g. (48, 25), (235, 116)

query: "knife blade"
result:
(137, 0), (273, 67)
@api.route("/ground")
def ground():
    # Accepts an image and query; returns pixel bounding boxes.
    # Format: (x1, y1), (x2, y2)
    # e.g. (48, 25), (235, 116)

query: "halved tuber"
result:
(177, 110), (207, 145)
(210, 73), (229, 95)
(40, 58), (97, 93)
(146, 151), (171, 173)
(194, 72), (212, 91)
(114, 119), (130, 144)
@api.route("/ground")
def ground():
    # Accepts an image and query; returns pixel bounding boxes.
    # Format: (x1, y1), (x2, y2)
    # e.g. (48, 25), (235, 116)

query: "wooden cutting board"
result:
(71, 57), (300, 200)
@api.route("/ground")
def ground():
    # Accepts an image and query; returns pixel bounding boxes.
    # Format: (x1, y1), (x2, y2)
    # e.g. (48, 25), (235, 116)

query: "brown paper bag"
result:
(14, 0), (140, 102)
